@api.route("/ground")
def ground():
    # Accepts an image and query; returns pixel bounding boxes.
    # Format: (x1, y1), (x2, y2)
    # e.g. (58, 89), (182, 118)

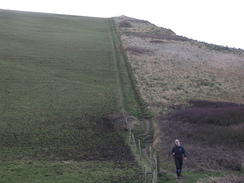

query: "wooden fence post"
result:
(138, 139), (142, 157)
(151, 154), (158, 183)
(149, 145), (152, 159)
(154, 155), (158, 183)
(144, 166), (147, 183)
(151, 153), (154, 183)
(125, 116), (128, 126)
(132, 134), (136, 149)
(129, 128), (131, 143)
(156, 152), (160, 179)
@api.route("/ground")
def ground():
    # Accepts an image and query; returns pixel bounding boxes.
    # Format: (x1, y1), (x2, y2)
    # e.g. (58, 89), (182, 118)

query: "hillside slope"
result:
(114, 16), (244, 114)
(114, 16), (244, 181)
(0, 10), (141, 182)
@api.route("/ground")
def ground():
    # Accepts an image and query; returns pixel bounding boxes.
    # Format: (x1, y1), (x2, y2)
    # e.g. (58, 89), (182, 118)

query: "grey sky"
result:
(1, 0), (244, 49)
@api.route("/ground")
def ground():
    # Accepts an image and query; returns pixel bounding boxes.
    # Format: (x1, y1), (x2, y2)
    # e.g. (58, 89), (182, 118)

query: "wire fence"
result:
(110, 19), (161, 182)
(128, 128), (161, 183)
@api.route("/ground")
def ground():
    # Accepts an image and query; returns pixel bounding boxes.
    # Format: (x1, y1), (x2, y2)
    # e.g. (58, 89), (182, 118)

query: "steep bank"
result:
(114, 15), (244, 182)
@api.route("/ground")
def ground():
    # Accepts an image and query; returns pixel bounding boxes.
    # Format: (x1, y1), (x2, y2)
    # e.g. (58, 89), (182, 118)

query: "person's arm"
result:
(172, 147), (175, 155)
(182, 147), (187, 159)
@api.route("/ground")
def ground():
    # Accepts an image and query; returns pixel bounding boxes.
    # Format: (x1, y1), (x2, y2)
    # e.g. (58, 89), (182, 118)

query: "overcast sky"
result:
(1, 0), (244, 49)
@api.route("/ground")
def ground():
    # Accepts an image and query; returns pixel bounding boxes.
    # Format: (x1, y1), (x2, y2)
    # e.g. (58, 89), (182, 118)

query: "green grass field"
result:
(0, 10), (141, 182)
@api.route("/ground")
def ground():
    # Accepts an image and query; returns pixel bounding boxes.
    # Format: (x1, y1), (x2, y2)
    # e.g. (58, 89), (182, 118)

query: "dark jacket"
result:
(172, 145), (186, 159)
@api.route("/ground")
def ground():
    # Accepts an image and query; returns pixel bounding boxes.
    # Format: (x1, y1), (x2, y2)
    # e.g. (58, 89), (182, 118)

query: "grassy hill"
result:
(0, 10), (141, 182)
(114, 16), (244, 182)
(114, 16), (244, 115)
(1, 9), (243, 182)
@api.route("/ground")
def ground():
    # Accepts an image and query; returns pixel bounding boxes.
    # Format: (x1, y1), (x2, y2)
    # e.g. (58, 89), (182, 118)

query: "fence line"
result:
(110, 19), (159, 182)
(128, 128), (159, 183)
(109, 19), (144, 182)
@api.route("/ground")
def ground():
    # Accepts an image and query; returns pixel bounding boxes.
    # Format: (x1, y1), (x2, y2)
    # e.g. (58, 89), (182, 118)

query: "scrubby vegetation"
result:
(114, 16), (244, 115)
(169, 100), (244, 145)
(171, 100), (244, 126)
(197, 175), (244, 183)
(115, 15), (244, 182)
(134, 32), (189, 41)
(119, 20), (132, 28)
(125, 46), (153, 55)
(157, 100), (244, 171)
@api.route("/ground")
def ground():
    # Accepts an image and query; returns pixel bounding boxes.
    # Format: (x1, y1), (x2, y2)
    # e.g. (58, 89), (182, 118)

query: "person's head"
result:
(175, 139), (180, 146)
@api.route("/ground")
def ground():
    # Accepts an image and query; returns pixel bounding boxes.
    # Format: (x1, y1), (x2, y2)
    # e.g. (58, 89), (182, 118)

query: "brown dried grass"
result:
(197, 175), (244, 183)
(114, 16), (244, 114)
(114, 16), (244, 172)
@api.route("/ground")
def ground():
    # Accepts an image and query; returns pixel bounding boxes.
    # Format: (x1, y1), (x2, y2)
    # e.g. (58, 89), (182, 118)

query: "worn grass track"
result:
(0, 10), (141, 182)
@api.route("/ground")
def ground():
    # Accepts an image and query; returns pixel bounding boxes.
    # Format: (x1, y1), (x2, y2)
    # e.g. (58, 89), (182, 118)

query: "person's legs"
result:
(174, 159), (180, 177)
(179, 158), (183, 177)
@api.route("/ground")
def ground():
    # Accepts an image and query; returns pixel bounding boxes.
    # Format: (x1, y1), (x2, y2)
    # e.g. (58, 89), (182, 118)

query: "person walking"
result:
(172, 139), (187, 179)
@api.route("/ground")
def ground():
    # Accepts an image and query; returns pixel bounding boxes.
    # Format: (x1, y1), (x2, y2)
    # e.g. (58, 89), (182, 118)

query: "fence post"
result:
(144, 166), (147, 183)
(151, 153), (154, 183)
(129, 128), (132, 143)
(151, 154), (158, 183)
(149, 145), (152, 159)
(125, 116), (128, 126)
(138, 139), (142, 158)
(154, 155), (158, 183)
(152, 167), (155, 183)
(156, 152), (160, 179)
(132, 134), (136, 149)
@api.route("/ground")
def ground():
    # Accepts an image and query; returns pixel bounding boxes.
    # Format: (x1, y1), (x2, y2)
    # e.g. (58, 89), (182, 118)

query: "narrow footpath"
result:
(141, 120), (184, 183)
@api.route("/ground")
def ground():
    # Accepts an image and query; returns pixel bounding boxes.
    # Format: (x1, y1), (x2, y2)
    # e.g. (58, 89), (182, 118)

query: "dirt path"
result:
(142, 145), (184, 183)
(141, 120), (184, 183)
(141, 120), (150, 137)
(142, 146), (151, 163)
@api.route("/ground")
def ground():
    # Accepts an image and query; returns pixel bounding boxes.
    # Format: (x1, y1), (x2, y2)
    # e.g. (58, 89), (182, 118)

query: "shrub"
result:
(157, 117), (244, 171)
(188, 100), (241, 108)
(125, 46), (153, 55)
(119, 20), (132, 28)
(149, 40), (165, 44)
(134, 32), (189, 41)
(193, 125), (244, 145)
(170, 100), (244, 126)
(205, 43), (231, 52)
